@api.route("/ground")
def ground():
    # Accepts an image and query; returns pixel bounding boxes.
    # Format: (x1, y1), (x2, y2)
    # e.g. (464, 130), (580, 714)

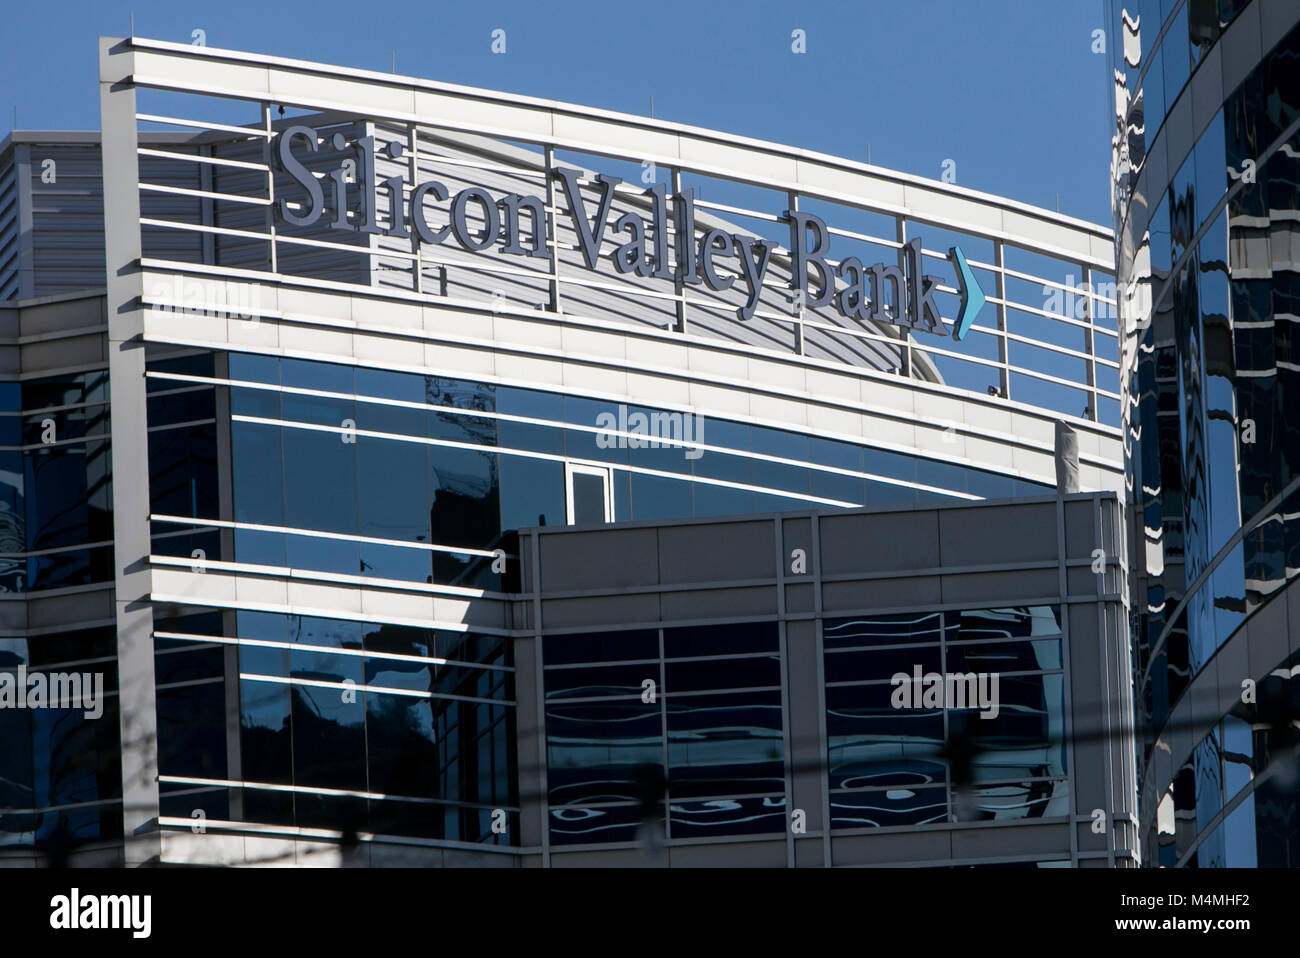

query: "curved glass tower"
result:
(1107, 0), (1300, 866)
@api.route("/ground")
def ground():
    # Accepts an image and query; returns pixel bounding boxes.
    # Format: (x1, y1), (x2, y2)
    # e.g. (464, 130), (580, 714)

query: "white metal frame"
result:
(564, 461), (613, 525)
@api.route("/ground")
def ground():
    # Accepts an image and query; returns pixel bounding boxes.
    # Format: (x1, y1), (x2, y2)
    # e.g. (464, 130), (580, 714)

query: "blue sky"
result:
(0, 0), (1114, 223)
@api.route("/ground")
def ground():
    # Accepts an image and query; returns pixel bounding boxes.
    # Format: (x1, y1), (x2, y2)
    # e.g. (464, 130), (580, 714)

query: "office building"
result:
(1, 36), (1130, 865)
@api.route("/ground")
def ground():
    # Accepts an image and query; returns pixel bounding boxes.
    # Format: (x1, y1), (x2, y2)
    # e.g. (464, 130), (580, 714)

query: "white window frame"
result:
(565, 462), (614, 524)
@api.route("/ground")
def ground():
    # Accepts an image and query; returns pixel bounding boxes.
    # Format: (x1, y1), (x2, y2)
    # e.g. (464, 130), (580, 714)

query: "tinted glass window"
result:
(571, 471), (607, 524)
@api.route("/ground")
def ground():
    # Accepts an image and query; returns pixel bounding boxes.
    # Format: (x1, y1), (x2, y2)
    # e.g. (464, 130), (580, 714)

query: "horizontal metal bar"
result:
(150, 512), (505, 559)
(138, 146), (267, 171)
(136, 112), (270, 137)
(140, 181), (272, 206)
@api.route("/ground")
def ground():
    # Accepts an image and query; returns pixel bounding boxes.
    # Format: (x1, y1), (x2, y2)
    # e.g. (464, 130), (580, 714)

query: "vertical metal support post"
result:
(199, 145), (215, 265)
(100, 36), (162, 866)
(811, 513), (830, 867)
(774, 516), (794, 867)
(1056, 491), (1078, 865)
(896, 218), (911, 377)
(1082, 264), (1096, 420)
(543, 144), (561, 314)
(261, 102), (277, 274)
(657, 626), (670, 851)
(213, 351), (242, 822)
(788, 191), (804, 356)
(409, 124), (421, 294)
(529, 530), (550, 865)
(671, 166), (688, 335)
(994, 240), (1009, 400)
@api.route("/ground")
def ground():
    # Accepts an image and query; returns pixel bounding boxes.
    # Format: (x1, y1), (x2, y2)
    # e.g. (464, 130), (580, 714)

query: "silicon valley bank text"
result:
(273, 126), (985, 339)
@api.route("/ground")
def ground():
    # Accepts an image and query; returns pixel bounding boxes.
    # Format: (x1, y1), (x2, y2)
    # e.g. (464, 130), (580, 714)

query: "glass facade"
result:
(824, 608), (1067, 830)
(0, 626), (122, 849)
(543, 623), (784, 845)
(145, 350), (1051, 595)
(131, 334), (1078, 856)
(1108, 0), (1300, 865)
(1151, 646), (1300, 868)
(136, 337), (1069, 854)
(0, 371), (113, 593)
(0, 365), (120, 854)
(154, 608), (516, 845)
(539, 608), (1069, 850)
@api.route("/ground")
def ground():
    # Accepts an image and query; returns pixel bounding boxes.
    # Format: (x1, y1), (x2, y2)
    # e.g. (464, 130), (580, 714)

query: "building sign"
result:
(273, 126), (984, 340)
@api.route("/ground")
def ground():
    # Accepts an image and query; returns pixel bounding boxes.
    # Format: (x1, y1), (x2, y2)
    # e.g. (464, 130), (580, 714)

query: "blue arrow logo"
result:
(948, 246), (984, 341)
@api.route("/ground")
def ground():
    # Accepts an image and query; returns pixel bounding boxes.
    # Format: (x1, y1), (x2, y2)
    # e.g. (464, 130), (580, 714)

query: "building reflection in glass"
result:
(1108, 1), (1300, 865)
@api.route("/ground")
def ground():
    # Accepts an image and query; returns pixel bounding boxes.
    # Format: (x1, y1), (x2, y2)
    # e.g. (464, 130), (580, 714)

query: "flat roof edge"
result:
(518, 490), (1122, 536)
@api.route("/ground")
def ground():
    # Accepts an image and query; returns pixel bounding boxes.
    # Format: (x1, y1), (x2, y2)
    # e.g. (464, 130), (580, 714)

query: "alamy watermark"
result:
(50, 889), (151, 938)
(148, 274), (263, 323)
(1043, 274), (1116, 321)
(1043, 273), (1151, 329)
(891, 666), (1000, 719)
(595, 404), (705, 460)
(0, 667), (104, 719)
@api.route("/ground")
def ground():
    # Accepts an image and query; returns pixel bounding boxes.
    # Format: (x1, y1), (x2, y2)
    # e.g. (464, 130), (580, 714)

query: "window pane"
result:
(499, 455), (563, 532)
(571, 471), (607, 524)
(831, 785), (947, 829)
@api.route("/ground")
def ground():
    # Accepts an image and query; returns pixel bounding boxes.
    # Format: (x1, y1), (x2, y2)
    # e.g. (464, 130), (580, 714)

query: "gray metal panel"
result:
(784, 582), (815, 613)
(660, 586), (777, 620)
(794, 838), (824, 867)
(937, 501), (1058, 565)
(549, 848), (664, 867)
(23, 585), (113, 629)
(13, 292), (103, 334)
(779, 516), (813, 563)
(668, 840), (786, 867)
(1067, 601), (1107, 816)
(939, 568), (1059, 603)
(822, 576), (943, 611)
(537, 526), (659, 592)
(539, 593), (661, 630)
(819, 509), (941, 575)
(1063, 498), (1099, 559)
(785, 617), (824, 834)
(511, 635), (544, 851)
(1066, 566), (1100, 595)
(656, 520), (774, 584)
(23, 333), (106, 371)
(950, 822), (1069, 858)
(832, 829), (950, 866)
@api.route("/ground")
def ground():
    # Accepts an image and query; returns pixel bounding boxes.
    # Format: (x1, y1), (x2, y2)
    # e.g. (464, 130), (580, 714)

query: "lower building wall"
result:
(514, 493), (1139, 867)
